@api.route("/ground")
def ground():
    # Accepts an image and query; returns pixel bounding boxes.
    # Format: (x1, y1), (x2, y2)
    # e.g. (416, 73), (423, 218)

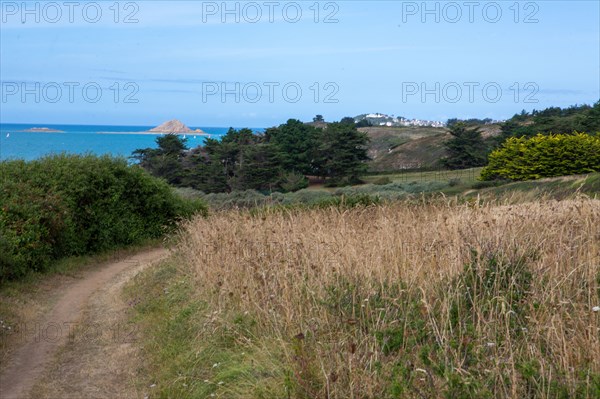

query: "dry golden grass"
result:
(177, 198), (600, 398)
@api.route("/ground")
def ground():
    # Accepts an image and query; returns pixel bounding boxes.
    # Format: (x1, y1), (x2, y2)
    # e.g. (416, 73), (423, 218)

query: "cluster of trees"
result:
(496, 101), (600, 144)
(443, 101), (600, 170)
(134, 102), (599, 186)
(133, 118), (370, 193)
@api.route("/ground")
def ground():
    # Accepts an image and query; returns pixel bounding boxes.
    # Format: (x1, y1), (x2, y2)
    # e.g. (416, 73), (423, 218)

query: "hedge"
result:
(0, 154), (207, 281)
(480, 133), (600, 181)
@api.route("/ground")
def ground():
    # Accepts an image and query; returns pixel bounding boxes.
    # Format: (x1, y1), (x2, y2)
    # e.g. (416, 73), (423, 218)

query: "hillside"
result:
(358, 102), (598, 173)
(360, 126), (449, 170)
(362, 123), (501, 171)
(303, 120), (504, 172)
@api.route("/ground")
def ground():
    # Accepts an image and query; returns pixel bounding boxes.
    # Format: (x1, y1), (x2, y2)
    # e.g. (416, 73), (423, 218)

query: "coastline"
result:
(19, 129), (65, 133)
(96, 131), (212, 136)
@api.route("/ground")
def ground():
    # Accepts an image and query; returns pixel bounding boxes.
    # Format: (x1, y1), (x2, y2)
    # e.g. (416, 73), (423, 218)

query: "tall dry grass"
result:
(178, 198), (600, 398)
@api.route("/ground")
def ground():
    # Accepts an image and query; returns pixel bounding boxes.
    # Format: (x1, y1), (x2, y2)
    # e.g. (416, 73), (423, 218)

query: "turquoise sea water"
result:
(0, 124), (264, 161)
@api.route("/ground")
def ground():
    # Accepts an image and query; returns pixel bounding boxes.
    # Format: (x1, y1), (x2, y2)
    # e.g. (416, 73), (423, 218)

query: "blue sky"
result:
(1, 0), (599, 127)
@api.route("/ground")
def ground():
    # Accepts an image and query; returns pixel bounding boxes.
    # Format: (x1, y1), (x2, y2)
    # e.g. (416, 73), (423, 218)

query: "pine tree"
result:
(442, 123), (487, 169)
(319, 122), (370, 185)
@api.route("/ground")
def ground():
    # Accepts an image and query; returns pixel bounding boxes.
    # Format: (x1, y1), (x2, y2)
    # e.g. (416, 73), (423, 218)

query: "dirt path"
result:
(0, 248), (169, 399)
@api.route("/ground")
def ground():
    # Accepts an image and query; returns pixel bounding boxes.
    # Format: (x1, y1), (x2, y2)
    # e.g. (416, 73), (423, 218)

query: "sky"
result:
(1, 0), (599, 127)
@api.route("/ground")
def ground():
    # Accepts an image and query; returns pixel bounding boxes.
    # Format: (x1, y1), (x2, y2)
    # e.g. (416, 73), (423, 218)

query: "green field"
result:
(363, 167), (482, 184)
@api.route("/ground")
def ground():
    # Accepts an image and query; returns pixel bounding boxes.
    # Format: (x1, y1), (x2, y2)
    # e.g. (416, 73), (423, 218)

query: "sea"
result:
(0, 123), (265, 162)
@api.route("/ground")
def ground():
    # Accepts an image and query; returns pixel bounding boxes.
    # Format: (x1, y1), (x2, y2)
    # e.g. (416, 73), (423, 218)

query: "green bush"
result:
(314, 193), (381, 208)
(0, 154), (207, 281)
(448, 178), (461, 187)
(201, 189), (270, 210)
(470, 180), (510, 190)
(281, 189), (332, 205)
(279, 172), (309, 192)
(372, 176), (392, 185)
(481, 133), (600, 181)
(191, 179), (454, 211)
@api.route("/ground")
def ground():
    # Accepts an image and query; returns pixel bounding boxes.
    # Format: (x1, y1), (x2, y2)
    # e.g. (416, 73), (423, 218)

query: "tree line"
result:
(132, 118), (370, 193)
(133, 101), (600, 190)
(442, 101), (600, 170)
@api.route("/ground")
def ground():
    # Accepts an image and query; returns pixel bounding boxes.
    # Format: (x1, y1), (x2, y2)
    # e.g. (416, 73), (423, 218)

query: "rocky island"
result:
(147, 119), (206, 135)
(22, 127), (65, 133)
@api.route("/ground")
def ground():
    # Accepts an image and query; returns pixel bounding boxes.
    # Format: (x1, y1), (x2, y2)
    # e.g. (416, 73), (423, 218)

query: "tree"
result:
(313, 114), (325, 123)
(265, 119), (322, 175)
(182, 145), (229, 193)
(442, 123), (487, 169)
(499, 102), (600, 142)
(355, 119), (373, 128)
(340, 116), (356, 125)
(184, 128), (282, 193)
(155, 134), (188, 155)
(231, 143), (282, 191)
(319, 122), (370, 185)
(131, 134), (188, 185)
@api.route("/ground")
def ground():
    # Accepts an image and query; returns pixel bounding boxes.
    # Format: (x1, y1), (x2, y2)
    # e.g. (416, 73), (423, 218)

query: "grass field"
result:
(127, 194), (600, 398)
(363, 167), (482, 184)
(185, 171), (600, 211)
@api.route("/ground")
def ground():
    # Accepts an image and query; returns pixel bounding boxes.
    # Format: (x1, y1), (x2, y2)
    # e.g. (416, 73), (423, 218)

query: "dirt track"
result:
(0, 248), (168, 399)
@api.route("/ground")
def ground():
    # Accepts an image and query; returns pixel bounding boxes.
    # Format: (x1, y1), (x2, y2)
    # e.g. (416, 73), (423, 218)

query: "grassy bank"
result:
(127, 197), (600, 398)
(177, 171), (599, 211)
(469, 173), (600, 201)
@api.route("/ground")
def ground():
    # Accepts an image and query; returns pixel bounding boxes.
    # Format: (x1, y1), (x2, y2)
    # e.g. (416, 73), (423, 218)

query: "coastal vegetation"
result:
(127, 196), (600, 398)
(175, 171), (599, 210)
(2, 102), (599, 283)
(120, 103), (600, 397)
(132, 102), (600, 197)
(0, 154), (206, 282)
(1, 102), (599, 398)
(495, 102), (600, 143)
(132, 118), (370, 193)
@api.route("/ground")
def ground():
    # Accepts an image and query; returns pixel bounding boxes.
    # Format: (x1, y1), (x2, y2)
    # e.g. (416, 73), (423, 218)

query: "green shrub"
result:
(448, 177), (461, 187)
(470, 179), (510, 189)
(279, 172), (309, 192)
(372, 176), (392, 185)
(481, 133), (600, 181)
(0, 154), (207, 281)
(324, 176), (364, 187)
(282, 189), (332, 205)
(201, 190), (270, 210)
(335, 181), (446, 197)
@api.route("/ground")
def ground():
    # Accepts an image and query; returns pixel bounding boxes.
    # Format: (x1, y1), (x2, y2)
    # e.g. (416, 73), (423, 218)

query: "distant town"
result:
(354, 113), (505, 128)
